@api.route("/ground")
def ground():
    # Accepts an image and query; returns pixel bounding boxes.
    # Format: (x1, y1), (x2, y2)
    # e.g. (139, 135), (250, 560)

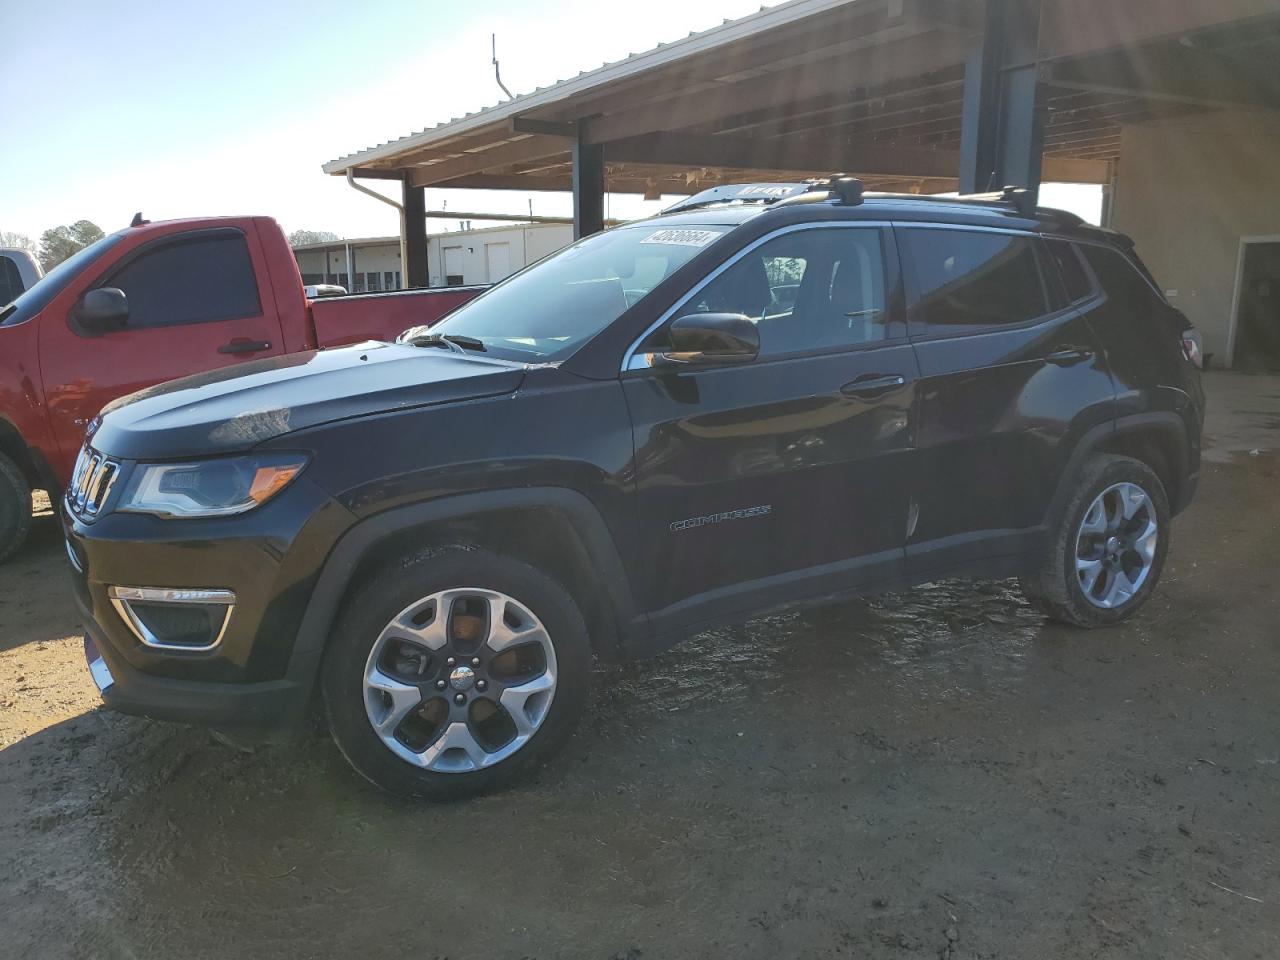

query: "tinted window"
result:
(1045, 239), (1093, 305)
(0, 256), (22, 306)
(905, 229), (1048, 333)
(1079, 243), (1165, 311)
(682, 228), (888, 356)
(104, 233), (260, 329)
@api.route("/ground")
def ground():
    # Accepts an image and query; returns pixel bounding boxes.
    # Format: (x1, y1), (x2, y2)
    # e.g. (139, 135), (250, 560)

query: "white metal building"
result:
(293, 222), (573, 292)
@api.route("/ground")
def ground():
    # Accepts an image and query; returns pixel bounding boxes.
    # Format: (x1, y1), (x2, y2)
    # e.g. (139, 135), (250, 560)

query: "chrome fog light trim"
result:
(107, 586), (236, 652)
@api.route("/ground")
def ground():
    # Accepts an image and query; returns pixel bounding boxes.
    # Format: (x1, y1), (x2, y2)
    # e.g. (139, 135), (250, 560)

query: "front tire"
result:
(1020, 454), (1170, 628)
(322, 547), (591, 800)
(0, 453), (32, 565)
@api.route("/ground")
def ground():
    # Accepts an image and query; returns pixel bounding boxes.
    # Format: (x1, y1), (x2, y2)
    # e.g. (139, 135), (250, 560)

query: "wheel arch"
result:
(292, 488), (642, 671)
(1047, 412), (1190, 529)
(0, 416), (48, 491)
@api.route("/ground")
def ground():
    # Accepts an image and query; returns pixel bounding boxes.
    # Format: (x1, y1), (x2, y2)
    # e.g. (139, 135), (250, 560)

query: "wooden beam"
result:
(1046, 47), (1280, 111)
(1041, 0), (1280, 62)
(407, 136), (570, 187)
(603, 131), (960, 179)
(510, 116), (578, 138)
(345, 167), (406, 180)
(579, 29), (972, 144)
(1041, 155), (1112, 183)
(437, 173), (702, 195)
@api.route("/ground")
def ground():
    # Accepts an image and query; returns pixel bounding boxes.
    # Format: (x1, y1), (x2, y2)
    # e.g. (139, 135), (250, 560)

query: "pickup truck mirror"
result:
(77, 288), (129, 333)
(661, 313), (759, 365)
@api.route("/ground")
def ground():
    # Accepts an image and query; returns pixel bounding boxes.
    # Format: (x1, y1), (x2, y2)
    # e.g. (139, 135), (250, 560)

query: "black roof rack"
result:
(662, 179), (1082, 225)
(960, 185), (1036, 217)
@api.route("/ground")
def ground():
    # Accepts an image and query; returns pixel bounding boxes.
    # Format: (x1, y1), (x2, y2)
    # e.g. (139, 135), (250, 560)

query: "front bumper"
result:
(80, 624), (312, 733)
(65, 474), (355, 734)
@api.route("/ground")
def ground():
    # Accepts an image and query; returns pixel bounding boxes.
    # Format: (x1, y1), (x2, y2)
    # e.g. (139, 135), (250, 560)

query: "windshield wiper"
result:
(405, 332), (487, 353)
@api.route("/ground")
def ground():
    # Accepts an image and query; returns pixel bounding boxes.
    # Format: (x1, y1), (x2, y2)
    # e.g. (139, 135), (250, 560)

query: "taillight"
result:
(1180, 328), (1204, 369)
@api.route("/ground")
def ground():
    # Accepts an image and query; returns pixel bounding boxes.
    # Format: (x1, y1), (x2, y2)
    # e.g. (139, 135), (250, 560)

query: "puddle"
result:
(596, 579), (1049, 726)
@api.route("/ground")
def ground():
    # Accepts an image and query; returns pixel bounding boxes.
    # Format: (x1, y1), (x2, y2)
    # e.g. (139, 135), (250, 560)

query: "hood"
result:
(92, 341), (525, 460)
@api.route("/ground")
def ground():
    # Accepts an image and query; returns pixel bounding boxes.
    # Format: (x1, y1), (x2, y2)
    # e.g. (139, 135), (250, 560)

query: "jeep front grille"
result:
(68, 446), (121, 519)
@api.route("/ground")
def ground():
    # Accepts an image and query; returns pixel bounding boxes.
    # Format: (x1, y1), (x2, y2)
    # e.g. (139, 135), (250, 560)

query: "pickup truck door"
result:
(622, 223), (916, 635)
(39, 225), (288, 477)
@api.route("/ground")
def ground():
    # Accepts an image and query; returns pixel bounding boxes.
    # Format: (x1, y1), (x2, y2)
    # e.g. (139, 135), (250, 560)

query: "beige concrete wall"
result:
(1112, 111), (1280, 366)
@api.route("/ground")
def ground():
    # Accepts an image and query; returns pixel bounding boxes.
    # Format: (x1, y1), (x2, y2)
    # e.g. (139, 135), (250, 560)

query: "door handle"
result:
(840, 374), (909, 399)
(1045, 346), (1094, 367)
(218, 339), (272, 355)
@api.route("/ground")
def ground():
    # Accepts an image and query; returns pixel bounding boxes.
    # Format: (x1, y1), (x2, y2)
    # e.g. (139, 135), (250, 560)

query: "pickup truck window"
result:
(0, 256), (22, 306)
(103, 232), (261, 329)
(429, 223), (731, 361)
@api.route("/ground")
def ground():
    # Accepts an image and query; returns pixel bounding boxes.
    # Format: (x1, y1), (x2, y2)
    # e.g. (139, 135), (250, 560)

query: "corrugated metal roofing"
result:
(321, 0), (857, 173)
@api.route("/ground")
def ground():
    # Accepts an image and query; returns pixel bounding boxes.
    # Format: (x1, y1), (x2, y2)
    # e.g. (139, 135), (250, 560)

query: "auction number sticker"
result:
(640, 229), (721, 248)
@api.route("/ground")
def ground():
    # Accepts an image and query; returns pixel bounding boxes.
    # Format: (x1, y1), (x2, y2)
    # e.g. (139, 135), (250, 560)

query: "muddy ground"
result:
(2, 373), (1278, 959)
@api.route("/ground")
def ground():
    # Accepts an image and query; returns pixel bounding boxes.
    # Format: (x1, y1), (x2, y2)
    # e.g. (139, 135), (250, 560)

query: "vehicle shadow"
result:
(0, 510), (79, 654)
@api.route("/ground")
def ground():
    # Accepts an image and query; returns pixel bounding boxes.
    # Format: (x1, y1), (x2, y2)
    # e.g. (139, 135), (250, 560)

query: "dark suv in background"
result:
(64, 179), (1204, 799)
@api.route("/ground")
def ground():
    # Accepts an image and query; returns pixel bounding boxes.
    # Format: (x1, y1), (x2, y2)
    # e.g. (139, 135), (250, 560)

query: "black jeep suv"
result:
(65, 179), (1205, 799)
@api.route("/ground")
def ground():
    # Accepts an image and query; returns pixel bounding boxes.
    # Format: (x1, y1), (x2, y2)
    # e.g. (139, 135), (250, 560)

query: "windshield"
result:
(0, 230), (126, 326)
(428, 223), (731, 361)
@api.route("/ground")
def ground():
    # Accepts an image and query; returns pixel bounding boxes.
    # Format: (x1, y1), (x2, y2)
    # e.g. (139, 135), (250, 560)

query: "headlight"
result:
(117, 453), (308, 518)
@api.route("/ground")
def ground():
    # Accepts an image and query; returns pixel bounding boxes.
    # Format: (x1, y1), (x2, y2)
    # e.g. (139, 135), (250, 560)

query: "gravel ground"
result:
(1, 374), (1278, 959)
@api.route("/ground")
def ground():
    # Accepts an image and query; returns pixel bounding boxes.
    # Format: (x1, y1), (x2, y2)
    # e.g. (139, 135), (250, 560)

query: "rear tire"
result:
(1020, 454), (1170, 628)
(322, 547), (591, 800)
(0, 453), (32, 565)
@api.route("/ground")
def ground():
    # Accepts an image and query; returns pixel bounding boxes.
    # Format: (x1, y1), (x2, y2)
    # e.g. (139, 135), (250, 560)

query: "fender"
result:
(288, 486), (643, 673)
(1043, 411), (1191, 529)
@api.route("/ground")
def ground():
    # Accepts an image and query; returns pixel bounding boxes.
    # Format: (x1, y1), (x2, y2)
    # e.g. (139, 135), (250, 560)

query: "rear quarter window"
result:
(1079, 244), (1165, 313)
(1044, 239), (1094, 306)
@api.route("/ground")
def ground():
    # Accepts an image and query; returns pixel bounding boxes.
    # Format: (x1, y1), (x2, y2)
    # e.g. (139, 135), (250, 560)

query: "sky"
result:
(0, 0), (1101, 244)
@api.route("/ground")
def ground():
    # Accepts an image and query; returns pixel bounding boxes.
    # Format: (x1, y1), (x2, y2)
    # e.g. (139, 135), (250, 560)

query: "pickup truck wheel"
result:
(322, 547), (591, 800)
(0, 453), (32, 565)
(1019, 454), (1170, 628)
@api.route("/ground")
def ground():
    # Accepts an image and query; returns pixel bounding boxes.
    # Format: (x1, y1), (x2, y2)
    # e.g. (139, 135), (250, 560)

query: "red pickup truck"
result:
(0, 214), (483, 562)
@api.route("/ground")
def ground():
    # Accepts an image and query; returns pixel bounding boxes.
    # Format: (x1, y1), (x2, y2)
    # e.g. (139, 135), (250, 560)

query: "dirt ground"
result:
(2, 373), (1278, 960)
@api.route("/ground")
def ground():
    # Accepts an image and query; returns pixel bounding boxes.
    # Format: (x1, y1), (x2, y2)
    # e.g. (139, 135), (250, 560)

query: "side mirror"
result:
(662, 313), (759, 365)
(77, 288), (129, 333)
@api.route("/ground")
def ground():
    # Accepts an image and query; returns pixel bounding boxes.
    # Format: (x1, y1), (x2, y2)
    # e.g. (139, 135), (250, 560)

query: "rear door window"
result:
(102, 232), (261, 329)
(903, 228), (1049, 336)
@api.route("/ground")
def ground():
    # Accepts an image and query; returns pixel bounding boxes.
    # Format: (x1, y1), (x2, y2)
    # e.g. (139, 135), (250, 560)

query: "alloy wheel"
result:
(362, 588), (557, 772)
(1074, 482), (1159, 609)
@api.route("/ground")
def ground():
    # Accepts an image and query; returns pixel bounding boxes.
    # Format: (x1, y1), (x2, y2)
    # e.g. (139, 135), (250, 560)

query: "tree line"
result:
(1, 224), (342, 274)
(2, 222), (106, 272)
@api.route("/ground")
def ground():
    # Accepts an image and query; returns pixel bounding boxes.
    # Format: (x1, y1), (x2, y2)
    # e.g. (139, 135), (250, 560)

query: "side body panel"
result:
(623, 348), (917, 632)
(0, 318), (58, 486)
(1075, 242), (1205, 492)
(898, 225), (1118, 576)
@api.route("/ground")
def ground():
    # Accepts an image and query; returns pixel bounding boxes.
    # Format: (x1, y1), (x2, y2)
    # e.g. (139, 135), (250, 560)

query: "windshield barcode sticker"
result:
(640, 229), (720, 248)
